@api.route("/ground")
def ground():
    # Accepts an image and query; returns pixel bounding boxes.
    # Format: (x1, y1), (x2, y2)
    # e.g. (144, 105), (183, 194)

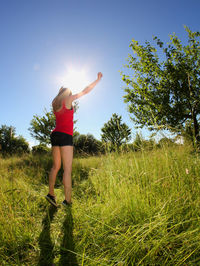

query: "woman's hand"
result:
(70, 72), (103, 101)
(97, 72), (103, 80)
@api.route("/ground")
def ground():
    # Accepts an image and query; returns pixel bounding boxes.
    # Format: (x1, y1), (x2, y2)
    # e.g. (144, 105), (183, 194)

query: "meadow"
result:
(0, 144), (200, 265)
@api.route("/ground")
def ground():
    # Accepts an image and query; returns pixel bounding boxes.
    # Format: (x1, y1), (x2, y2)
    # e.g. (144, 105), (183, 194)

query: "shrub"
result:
(74, 134), (102, 155)
(32, 144), (51, 155)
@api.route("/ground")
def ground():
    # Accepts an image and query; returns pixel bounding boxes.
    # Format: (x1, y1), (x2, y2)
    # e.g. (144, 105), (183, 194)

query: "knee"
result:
(52, 163), (61, 172)
(63, 166), (72, 175)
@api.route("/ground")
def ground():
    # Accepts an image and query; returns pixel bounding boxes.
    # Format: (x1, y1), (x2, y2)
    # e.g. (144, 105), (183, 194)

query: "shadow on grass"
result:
(38, 205), (58, 266)
(59, 207), (78, 266)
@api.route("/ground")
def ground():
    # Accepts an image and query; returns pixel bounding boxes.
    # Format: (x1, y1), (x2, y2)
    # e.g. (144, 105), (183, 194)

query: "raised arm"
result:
(70, 72), (103, 101)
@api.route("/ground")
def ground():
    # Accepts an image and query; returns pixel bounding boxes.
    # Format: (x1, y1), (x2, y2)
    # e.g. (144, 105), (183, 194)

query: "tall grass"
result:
(0, 144), (200, 265)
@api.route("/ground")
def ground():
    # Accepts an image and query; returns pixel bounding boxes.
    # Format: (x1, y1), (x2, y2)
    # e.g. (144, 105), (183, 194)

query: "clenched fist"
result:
(97, 72), (103, 80)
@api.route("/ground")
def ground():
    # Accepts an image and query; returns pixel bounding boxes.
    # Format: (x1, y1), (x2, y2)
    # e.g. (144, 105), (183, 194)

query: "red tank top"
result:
(52, 100), (74, 136)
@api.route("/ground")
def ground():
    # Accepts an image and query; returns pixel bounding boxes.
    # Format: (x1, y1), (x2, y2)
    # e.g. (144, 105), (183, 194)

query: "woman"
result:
(45, 72), (103, 207)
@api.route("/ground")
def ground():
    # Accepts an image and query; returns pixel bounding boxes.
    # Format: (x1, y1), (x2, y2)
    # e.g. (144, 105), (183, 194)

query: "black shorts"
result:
(50, 131), (73, 146)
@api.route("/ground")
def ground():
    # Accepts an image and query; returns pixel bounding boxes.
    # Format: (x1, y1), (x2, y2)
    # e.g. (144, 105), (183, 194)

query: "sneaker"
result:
(62, 199), (72, 207)
(45, 194), (58, 207)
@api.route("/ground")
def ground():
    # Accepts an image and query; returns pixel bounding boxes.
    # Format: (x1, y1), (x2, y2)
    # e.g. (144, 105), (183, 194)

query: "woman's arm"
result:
(70, 72), (103, 101)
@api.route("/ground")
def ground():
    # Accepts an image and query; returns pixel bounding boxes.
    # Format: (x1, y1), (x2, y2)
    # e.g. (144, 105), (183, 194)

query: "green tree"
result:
(73, 133), (102, 155)
(121, 26), (200, 146)
(0, 125), (15, 153)
(11, 136), (30, 154)
(101, 113), (131, 150)
(29, 102), (78, 145)
(29, 108), (55, 145)
(0, 125), (30, 155)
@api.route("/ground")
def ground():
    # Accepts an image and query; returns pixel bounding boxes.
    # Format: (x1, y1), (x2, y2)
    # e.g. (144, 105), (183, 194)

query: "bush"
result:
(158, 137), (176, 147)
(11, 136), (30, 155)
(32, 144), (51, 155)
(131, 132), (156, 151)
(74, 134), (102, 155)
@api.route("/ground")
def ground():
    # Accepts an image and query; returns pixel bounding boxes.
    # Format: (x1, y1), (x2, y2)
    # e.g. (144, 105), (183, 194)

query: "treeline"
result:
(0, 125), (30, 156)
(0, 123), (181, 157)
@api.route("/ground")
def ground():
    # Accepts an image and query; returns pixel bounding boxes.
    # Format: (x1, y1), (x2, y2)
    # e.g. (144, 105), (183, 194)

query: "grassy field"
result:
(0, 144), (200, 265)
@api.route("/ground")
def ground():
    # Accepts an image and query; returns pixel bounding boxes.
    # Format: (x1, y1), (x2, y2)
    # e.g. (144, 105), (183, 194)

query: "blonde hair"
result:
(52, 87), (72, 112)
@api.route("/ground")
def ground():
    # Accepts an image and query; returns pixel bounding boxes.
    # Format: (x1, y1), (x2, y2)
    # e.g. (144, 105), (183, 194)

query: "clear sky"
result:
(0, 0), (200, 146)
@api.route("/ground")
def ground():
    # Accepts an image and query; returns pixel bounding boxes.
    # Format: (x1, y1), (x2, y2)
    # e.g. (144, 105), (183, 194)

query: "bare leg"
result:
(60, 146), (73, 203)
(48, 146), (61, 197)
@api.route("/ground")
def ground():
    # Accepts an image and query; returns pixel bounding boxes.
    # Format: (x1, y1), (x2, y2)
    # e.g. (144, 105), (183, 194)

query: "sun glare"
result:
(56, 66), (90, 94)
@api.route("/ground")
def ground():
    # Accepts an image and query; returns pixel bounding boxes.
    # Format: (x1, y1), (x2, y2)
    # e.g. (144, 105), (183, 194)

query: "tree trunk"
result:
(193, 113), (200, 145)
(187, 74), (200, 146)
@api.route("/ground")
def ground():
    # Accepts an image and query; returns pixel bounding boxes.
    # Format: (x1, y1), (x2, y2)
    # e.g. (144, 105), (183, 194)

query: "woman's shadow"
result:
(38, 205), (58, 266)
(59, 206), (78, 266)
(38, 204), (78, 266)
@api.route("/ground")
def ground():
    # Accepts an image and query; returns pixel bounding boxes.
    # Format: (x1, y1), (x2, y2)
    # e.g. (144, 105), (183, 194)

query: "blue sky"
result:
(0, 0), (200, 146)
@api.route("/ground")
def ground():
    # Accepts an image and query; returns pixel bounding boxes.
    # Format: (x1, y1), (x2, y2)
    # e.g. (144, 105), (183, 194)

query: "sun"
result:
(56, 66), (90, 94)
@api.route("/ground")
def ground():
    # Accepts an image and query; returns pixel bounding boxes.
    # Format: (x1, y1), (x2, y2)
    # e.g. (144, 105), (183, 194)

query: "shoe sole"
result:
(45, 196), (58, 207)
